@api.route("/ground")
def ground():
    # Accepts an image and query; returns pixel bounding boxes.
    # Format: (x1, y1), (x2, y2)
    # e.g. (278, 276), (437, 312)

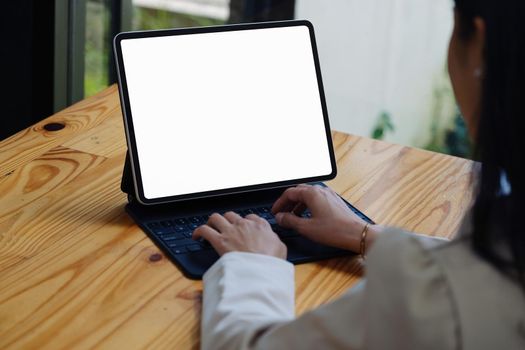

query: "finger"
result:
(207, 213), (232, 232)
(273, 186), (318, 213)
(272, 187), (313, 214)
(245, 213), (264, 222)
(292, 203), (307, 216)
(275, 212), (307, 230)
(271, 187), (297, 213)
(192, 225), (222, 247)
(223, 211), (243, 224)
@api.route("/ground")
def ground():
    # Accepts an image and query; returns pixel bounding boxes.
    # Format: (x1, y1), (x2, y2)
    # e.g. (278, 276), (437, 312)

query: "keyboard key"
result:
(258, 206), (271, 213)
(173, 225), (188, 233)
(172, 247), (187, 254)
(161, 220), (173, 227)
(259, 212), (274, 220)
(161, 233), (185, 241)
(243, 208), (256, 215)
(188, 223), (200, 230)
(174, 218), (188, 225)
(152, 227), (175, 235)
(187, 244), (202, 252)
(183, 232), (192, 238)
(189, 216), (202, 224)
(147, 222), (161, 229)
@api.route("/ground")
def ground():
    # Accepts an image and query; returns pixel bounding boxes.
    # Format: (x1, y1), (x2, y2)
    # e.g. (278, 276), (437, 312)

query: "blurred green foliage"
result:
(371, 111), (395, 140)
(423, 65), (472, 158)
(371, 108), (471, 158)
(85, 0), (110, 97)
(134, 7), (224, 30)
(421, 63), (471, 158)
(426, 109), (472, 158)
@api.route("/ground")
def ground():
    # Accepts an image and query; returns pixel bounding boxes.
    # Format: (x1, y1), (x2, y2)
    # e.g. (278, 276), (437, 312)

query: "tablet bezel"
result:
(114, 20), (337, 205)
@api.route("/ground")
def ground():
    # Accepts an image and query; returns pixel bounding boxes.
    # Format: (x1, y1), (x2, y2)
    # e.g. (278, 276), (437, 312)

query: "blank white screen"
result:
(121, 25), (333, 200)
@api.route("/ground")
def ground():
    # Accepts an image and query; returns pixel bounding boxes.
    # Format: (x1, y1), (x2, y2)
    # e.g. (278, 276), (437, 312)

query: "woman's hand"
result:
(192, 212), (287, 259)
(272, 184), (381, 253)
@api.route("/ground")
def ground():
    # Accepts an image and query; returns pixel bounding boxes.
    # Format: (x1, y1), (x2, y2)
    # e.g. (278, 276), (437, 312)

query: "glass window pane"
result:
(85, 0), (111, 98)
(132, 0), (229, 30)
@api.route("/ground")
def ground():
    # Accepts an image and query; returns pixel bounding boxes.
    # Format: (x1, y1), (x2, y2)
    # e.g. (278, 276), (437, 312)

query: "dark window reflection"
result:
(229, 0), (295, 23)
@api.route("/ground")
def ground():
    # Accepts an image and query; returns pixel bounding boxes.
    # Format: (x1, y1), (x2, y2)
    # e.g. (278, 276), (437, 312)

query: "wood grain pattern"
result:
(62, 113), (126, 158)
(0, 146), (106, 219)
(0, 85), (475, 349)
(0, 85), (120, 177)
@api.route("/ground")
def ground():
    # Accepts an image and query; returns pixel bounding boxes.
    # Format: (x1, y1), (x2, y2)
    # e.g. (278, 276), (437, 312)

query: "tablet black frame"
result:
(114, 20), (337, 205)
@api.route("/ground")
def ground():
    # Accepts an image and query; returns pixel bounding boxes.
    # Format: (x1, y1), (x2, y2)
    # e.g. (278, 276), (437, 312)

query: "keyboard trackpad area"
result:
(174, 250), (220, 278)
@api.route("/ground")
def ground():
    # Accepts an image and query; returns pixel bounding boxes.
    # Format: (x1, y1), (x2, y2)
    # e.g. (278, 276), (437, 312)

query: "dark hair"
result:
(454, 0), (525, 288)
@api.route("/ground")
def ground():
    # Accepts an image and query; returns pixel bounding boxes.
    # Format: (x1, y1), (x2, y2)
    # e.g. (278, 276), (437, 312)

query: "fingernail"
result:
(275, 213), (283, 223)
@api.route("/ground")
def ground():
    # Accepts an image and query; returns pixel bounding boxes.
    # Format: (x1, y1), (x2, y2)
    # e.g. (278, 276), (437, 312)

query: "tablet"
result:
(114, 20), (336, 205)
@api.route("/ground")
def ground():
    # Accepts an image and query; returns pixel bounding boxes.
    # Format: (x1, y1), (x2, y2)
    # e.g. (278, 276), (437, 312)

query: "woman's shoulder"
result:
(430, 236), (525, 349)
(363, 229), (459, 349)
(367, 228), (525, 349)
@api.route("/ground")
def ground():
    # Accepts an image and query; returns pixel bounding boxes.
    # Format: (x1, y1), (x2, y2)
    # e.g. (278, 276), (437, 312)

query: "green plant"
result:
(371, 111), (395, 140)
(444, 110), (472, 157)
(423, 63), (471, 158)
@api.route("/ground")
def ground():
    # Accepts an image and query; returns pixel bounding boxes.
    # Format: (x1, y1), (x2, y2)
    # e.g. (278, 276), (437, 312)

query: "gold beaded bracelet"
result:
(359, 223), (370, 259)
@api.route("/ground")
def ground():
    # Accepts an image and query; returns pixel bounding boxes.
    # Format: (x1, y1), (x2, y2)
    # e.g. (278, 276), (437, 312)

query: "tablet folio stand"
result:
(121, 151), (135, 201)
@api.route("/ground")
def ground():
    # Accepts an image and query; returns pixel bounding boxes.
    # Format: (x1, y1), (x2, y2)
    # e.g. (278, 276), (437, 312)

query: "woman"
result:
(192, 0), (525, 348)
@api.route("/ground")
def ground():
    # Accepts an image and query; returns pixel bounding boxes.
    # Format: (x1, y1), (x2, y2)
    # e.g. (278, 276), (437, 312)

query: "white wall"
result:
(296, 0), (456, 147)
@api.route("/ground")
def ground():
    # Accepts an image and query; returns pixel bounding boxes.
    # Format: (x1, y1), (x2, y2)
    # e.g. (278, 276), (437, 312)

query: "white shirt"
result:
(201, 229), (525, 350)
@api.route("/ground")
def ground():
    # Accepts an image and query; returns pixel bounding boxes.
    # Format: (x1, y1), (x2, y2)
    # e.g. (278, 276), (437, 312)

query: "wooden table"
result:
(0, 85), (474, 349)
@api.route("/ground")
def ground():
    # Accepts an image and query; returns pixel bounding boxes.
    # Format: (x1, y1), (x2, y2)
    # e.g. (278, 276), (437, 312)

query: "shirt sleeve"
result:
(201, 231), (459, 350)
(201, 252), (295, 350)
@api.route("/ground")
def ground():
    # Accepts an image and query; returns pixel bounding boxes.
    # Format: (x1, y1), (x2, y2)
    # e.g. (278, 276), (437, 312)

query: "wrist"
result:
(343, 221), (384, 254)
(340, 218), (367, 253)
